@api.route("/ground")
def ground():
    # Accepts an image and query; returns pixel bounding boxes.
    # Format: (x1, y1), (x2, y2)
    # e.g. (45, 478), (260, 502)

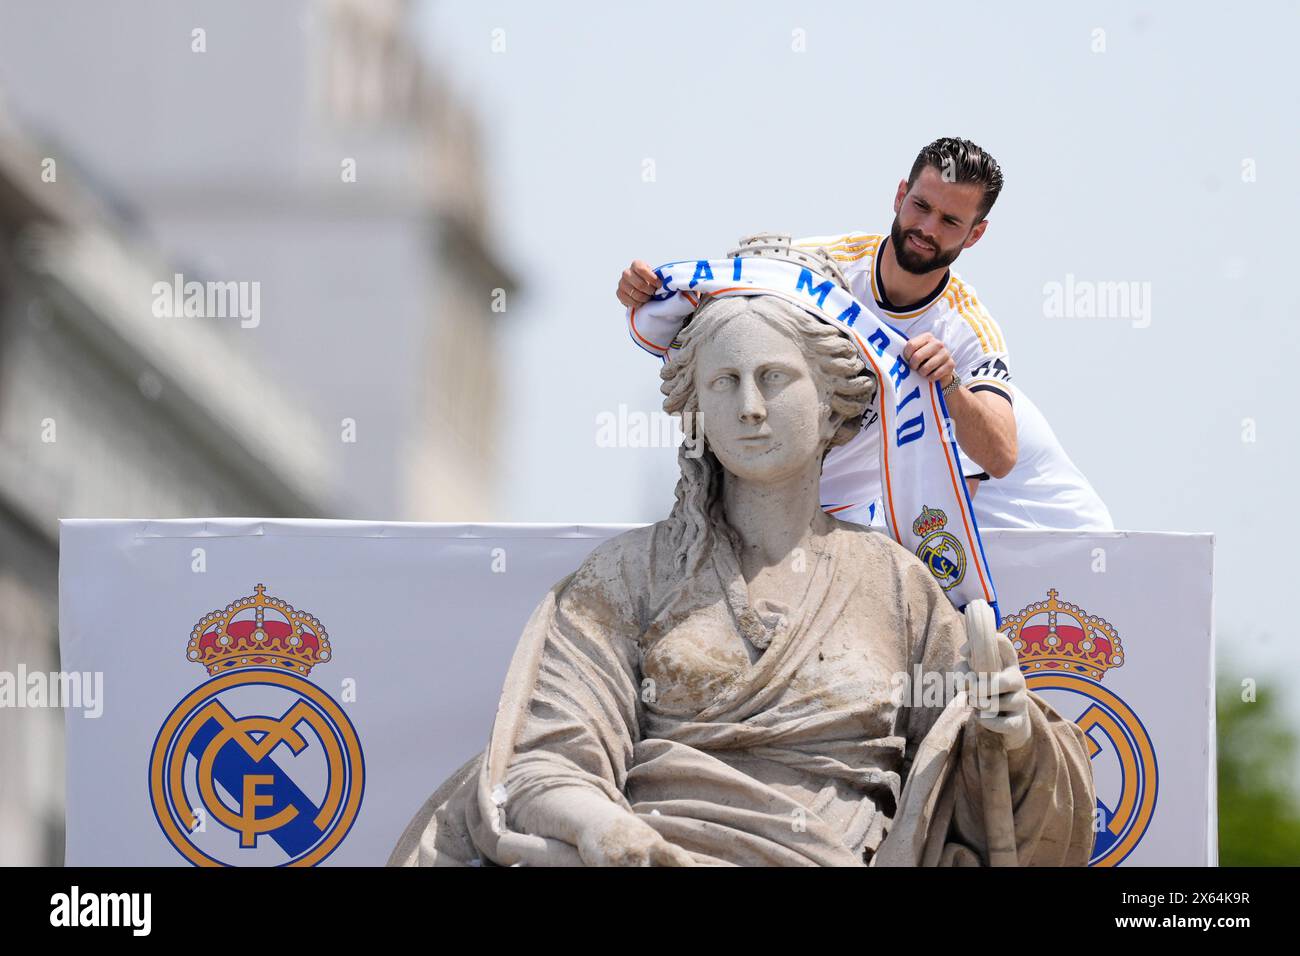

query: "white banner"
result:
(58, 519), (1214, 866)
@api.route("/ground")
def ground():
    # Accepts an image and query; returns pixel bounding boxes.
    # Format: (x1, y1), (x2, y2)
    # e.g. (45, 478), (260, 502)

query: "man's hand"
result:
(901, 332), (956, 385)
(617, 259), (662, 308)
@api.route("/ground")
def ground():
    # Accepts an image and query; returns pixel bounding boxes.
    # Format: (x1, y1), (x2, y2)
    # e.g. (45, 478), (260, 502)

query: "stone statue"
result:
(389, 262), (1096, 866)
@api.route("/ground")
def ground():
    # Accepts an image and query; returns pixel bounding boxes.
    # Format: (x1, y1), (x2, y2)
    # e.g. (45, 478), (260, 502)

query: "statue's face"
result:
(694, 307), (831, 484)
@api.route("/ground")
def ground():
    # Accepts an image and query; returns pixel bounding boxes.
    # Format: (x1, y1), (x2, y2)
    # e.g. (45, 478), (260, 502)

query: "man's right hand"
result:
(617, 259), (662, 308)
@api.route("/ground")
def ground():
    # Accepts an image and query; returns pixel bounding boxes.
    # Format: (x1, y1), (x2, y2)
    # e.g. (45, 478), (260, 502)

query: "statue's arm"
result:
(497, 535), (660, 855)
(895, 558), (971, 762)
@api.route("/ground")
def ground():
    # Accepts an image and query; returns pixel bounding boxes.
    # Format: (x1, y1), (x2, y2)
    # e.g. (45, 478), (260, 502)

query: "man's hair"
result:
(907, 137), (1004, 221)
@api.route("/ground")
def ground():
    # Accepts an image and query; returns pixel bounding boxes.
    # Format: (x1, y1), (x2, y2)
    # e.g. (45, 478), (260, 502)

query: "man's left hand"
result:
(902, 333), (956, 385)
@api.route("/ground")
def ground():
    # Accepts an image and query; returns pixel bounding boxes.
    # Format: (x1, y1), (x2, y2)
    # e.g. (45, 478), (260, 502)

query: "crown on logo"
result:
(187, 584), (331, 678)
(912, 505), (948, 537)
(999, 588), (1123, 680)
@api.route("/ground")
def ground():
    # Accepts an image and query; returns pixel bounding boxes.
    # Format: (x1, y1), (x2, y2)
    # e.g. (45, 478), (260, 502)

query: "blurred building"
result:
(0, 0), (515, 864)
(0, 105), (338, 865)
(0, 0), (515, 520)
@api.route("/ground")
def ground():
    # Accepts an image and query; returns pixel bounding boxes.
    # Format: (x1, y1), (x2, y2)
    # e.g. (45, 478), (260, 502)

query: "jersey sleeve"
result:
(948, 294), (1013, 406)
(943, 291), (1012, 481)
(791, 231), (882, 266)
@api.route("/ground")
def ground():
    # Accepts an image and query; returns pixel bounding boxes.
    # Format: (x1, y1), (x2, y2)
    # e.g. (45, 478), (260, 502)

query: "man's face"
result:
(889, 165), (989, 275)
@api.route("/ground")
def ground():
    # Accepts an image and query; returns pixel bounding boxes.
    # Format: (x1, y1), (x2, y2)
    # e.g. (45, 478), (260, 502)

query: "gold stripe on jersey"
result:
(967, 379), (1014, 404)
(977, 303), (998, 351)
(829, 244), (879, 263)
(948, 278), (1005, 354)
(971, 299), (1005, 353)
(793, 232), (880, 250)
(942, 287), (988, 352)
(963, 287), (1004, 352)
(968, 378), (1013, 394)
(793, 233), (882, 263)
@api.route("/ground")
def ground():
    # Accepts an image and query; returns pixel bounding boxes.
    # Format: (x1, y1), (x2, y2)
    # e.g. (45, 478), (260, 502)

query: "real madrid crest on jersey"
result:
(1001, 589), (1156, 866)
(912, 505), (966, 592)
(148, 584), (365, 866)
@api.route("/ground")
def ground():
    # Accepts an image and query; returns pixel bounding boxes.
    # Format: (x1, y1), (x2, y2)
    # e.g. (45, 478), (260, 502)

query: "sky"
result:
(415, 1), (1300, 718)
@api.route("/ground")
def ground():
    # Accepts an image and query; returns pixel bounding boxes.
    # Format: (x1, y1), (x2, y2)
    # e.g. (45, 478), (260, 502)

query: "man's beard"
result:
(889, 216), (964, 275)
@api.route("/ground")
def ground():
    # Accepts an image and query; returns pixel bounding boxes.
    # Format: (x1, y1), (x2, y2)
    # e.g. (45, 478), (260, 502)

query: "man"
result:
(617, 137), (1112, 531)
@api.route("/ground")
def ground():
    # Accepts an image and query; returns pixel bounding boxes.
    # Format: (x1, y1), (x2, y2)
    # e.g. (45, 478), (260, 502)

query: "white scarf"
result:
(627, 254), (1000, 619)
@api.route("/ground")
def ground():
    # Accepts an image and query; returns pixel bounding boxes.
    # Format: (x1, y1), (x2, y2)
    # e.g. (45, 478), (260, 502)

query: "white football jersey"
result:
(795, 231), (1112, 531)
(972, 384), (1113, 530)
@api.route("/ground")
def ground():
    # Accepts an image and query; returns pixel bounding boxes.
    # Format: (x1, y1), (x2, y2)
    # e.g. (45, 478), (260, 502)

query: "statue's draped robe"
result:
(389, 520), (1095, 866)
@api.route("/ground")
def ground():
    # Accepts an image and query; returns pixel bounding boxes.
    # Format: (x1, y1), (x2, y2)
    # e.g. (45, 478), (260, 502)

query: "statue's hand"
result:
(577, 812), (695, 867)
(965, 600), (1032, 752)
(970, 631), (1032, 751)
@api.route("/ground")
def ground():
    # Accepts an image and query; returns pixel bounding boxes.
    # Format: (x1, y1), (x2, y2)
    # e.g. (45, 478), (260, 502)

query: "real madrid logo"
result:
(912, 505), (966, 591)
(1000, 589), (1157, 867)
(148, 584), (365, 866)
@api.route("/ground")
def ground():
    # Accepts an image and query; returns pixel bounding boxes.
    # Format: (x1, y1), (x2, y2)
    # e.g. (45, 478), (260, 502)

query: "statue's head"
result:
(658, 290), (876, 569)
(663, 295), (874, 480)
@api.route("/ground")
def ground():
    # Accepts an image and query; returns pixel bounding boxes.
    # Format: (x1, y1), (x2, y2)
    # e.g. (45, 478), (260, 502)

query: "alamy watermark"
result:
(49, 886), (150, 936)
(891, 665), (1007, 717)
(596, 403), (704, 457)
(151, 273), (260, 328)
(1043, 274), (1151, 328)
(0, 665), (103, 718)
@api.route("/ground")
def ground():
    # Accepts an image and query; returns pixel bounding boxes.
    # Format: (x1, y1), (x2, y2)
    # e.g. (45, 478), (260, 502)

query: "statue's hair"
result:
(658, 295), (877, 577)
